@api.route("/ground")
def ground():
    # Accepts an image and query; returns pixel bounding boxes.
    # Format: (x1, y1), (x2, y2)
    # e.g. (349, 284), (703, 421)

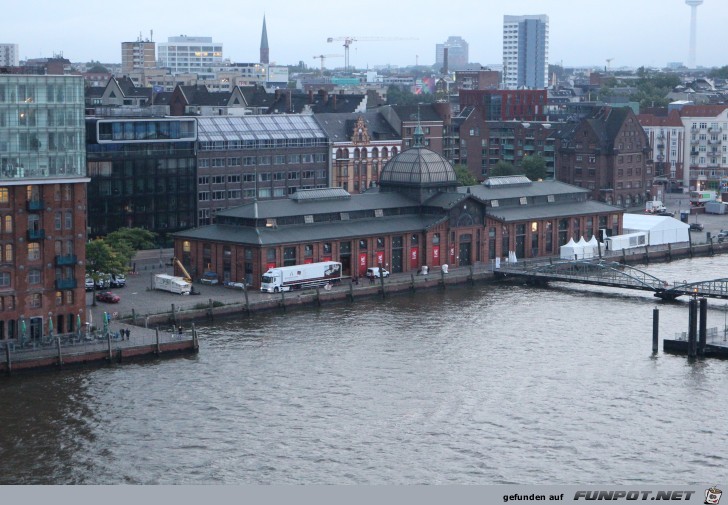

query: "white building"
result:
(0, 44), (19, 67)
(157, 36), (223, 79)
(502, 15), (548, 90)
(678, 104), (728, 192)
(637, 109), (685, 186)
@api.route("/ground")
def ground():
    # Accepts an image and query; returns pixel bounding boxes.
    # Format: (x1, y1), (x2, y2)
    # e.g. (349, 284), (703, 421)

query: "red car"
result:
(96, 291), (121, 303)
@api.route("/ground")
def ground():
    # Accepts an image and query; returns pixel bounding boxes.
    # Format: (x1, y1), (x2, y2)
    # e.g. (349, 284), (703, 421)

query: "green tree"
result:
(87, 60), (109, 73)
(520, 155), (547, 181)
(106, 227), (157, 251)
(385, 85), (435, 106)
(489, 161), (517, 177)
(86, 239), (126, 306)
(454, 164), (478, 186)
(709, 66), (728, 79)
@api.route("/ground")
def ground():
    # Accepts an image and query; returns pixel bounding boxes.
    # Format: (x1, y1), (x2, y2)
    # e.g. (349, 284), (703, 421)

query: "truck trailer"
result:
(260, 261), (342, 293)
(153, 274), (192, 295)
(690, 191), (718, 206)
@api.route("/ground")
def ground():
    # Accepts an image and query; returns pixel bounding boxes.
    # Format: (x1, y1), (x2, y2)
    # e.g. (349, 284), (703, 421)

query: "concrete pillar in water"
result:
(688, 298), (698, 358)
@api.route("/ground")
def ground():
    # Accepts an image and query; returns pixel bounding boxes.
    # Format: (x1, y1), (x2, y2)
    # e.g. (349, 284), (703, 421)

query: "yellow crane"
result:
(326, 36), (417, 71)
(172, 257), (192, 284)
(313, 54), (344, 72)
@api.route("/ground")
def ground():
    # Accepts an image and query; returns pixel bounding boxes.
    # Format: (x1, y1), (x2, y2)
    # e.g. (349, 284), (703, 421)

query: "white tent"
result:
(622, 213), (689, 245)
(588, 235), (601, 257)
(577, 236), (591, 258)
(560, 238), (582, 260)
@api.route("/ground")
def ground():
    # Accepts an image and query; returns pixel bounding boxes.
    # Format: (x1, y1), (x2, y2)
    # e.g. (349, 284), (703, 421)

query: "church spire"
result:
(260, 15), (269, 64)
(413, 105), (425, 147)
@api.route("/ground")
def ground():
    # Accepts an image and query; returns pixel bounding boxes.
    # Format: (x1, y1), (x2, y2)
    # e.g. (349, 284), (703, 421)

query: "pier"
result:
(1, 323), (199, 376)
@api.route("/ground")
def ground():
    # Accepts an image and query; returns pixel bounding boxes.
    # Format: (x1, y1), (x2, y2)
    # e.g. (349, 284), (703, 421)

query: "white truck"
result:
(260, 261), (342, 293)
(153, 274), (192, 295)
(645, 199), (666, 214)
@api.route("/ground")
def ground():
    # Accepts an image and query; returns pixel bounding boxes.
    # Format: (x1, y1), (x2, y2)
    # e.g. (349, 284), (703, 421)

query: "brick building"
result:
(0, 74), (89, 341)
(556, 106), (651, 207)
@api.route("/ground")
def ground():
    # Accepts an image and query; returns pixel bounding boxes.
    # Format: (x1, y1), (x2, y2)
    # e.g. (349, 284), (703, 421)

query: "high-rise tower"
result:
(260, 15), (269, 64)
(502, 15), (549, 90)
(686, 0), (703, 68)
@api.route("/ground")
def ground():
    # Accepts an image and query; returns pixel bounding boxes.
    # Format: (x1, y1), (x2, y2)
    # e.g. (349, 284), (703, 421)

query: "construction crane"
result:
(313, 54), (344, 72)
(327, 36), (417, 72)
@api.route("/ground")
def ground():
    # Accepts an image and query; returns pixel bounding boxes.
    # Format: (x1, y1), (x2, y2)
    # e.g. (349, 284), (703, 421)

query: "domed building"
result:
(174, 124), (624, 287)
(378, 125), (459, 203)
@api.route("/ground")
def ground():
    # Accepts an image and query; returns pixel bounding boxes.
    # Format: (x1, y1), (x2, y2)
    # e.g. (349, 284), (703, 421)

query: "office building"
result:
(0, 74), (89, 341)
(435, 37), (469, 72)
(157, 36), (223, 79)
(0, 44), (19, 67)
(502, 15), (549, 89)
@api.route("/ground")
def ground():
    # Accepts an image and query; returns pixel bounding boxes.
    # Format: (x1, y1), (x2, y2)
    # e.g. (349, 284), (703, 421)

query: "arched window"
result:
(372, 147), (379, 159)
(391, 147), (398, 156)
(381, 147), (388, 158)
(354, 148), (360, 159)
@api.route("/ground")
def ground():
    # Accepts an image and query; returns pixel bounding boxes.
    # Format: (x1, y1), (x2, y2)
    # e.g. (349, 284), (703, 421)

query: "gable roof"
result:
(314, 111), (400, 142)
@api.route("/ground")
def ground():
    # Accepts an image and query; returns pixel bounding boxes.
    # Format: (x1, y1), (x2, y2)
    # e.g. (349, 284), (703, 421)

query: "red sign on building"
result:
(359, 253), (367, 277)
(432, 245), (440, 265)
(410, 247), (418, 269)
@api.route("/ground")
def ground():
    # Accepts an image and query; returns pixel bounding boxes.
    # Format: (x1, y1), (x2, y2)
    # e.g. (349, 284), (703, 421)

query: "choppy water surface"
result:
(2, 256), (728, 484)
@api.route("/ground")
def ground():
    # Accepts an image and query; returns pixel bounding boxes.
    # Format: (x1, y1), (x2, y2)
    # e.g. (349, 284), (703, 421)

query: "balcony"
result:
(55, 254), (77, 266)
(55, 279), (77, 290)
(26, 200), (44, 211)
(544, 145), (555, 152)
(710, 127), (723, 133)
(27, 229), (45, 240)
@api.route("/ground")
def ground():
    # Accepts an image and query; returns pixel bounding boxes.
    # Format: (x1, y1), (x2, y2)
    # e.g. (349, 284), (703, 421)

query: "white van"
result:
(366, 267), (390, 278)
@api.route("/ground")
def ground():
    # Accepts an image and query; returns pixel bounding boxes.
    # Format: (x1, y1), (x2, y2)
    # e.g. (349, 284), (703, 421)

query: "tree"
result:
(488, 161), (517, 177)
(520, 155), (547, 181)
(453, 164), (478, 186)
(87, 60), (109, 73)
(106, 227), (157, 251)
(385, 85), (436, 106)
(86, 239), (126, 306)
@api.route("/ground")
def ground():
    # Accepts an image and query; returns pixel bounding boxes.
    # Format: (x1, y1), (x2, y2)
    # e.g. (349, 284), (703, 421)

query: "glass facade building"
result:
(86, 117), (198, 240)
(0, 75), (85, 180)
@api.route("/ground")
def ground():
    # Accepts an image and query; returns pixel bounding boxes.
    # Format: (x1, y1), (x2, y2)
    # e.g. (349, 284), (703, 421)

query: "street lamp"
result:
(48, 311), (53, 339)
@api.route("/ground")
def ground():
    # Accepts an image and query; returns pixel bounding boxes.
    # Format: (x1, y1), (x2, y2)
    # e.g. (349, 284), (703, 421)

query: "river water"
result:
(2, 256), (728, 485)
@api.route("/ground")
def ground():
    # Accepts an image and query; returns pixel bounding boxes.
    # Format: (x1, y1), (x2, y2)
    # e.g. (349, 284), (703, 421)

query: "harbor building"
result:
(173, 128), (622, 288)
(0, 74), (89, 341)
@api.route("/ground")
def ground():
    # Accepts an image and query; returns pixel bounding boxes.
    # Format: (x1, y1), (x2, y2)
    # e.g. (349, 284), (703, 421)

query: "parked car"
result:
(689, 222), (704, 232)
(95, 291), (121, 303)
(717, 230), (728, 243)
(110, 273), (126, 288)
(85, 275), (95, 291)
(656, 210), (675, 217)
(366, 267), (390, 278)
(200, 271), (219, 285)
(95, 273), (111, 289)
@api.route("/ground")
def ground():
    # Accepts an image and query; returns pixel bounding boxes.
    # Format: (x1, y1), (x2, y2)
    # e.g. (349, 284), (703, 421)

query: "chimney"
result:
(288, 90), (292, 112)
(442, 47), (449, 74)
(308, 89), (314, 103)
(333, 94), (337, 111)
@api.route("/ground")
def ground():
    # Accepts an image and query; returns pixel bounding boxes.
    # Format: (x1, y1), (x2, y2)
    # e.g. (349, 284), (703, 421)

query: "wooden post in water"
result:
(208, 298), (214, 321)
(315, 286), (321, 306)
(709, 236), (714, 256)
(379, 263), (386, 298)
(155, 327), (160, 355)
(621, 249), (627, 265)
(440, 267), (445, 289)
(667, 243), (672, 262)
(107, 332), (112, 362)
(280, 290), (286, 310)
(242, 284), (250, 314)
(597, 240), (602, 259)
(131, 308), (136, 325)
(348, 281), (354, 302)
(699, 297), (708, 356)
(5, 342), (11, 376)
(410, 273), (415, 291)
(644, 245), (649, 265)
(688, 298), (698, 358)
(56, 336), (63, 367)
(171, 303), (176, 326)
(688, 232), (694, 258)
(468, 264), (474, 285)
(191, 322), (199, 352)
(652, 308), (659, 354)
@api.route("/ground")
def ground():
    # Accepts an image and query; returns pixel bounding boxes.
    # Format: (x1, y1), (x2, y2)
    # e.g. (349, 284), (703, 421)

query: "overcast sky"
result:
(5, 0), (728, 70)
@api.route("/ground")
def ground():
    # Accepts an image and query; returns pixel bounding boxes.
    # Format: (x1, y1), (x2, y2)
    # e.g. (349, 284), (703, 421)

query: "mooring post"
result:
(469, 264), (474, 285)
(410, 273), (415, 291)
(440, 267), (445, 289)
(107, 332), (112, 362)
(155, 327), (161, 355)
(348, 281), (354, 302)
(171, 303), (176, 326)
(688, 233), (694, 258)
(667, 243), (672, 262)
(56, 336), (63, 367)
(688, 298), (698, 359)
(621, 249), (627, 265)
(709, 236), (714, 256)
(131, 308), (136, 325)
(597, 240), (602, 259)
(208, 298), (214, 321)
(652, 308), (659, 354)
(5, 342), (11, 376)
(699, 297), (708, 356)
(280, 290), (286, 310)
(242, 284), (250, 314)
(379, 263), (386, 298)
(315, 286), (321, 306)
(191, 322), (199, 352)
(644, 245), (649, 265)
